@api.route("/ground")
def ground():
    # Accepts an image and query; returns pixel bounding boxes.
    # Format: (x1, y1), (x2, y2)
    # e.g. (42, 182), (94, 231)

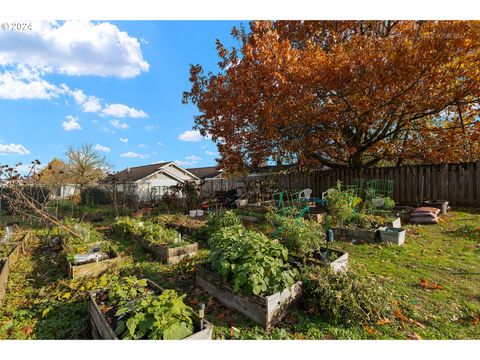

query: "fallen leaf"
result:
(472, 315), (480, 326)
(419, 278), (444, 290)
(364, 325), (379, 335)
(22, 326), (33, 335)
(376, 318), (391, 326)
(395, 309), (408, 322)
(406, 332), (422, 340)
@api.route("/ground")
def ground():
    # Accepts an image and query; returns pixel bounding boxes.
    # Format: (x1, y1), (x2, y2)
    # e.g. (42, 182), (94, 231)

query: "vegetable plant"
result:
(266, 210), (325, 258)
(208, 225), (297, 296)
(95, 275), (195, 340)
(113, 217), (184, 247)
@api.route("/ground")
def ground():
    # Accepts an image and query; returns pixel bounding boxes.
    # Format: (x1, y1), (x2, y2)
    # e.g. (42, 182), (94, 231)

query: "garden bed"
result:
(288, 247), (349, 273)
(331, 227), (381, 243)
(0, 235), (26, 302)
(89, 279), (213, 340)
(135, 237), (198, 264)
(67, 246), (122, 279)
(195, 266), (302, 329)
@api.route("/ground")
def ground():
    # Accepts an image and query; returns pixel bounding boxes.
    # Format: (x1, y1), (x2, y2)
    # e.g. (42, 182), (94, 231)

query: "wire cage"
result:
(351, 179), (394, 200)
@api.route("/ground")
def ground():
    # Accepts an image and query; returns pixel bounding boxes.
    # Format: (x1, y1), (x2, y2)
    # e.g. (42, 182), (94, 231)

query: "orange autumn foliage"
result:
(184, 21), (480, 174)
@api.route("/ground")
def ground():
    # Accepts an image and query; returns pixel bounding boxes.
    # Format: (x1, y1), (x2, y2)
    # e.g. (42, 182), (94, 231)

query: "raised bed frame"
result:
(0, 234), (27, 302)
(89, 279), (213, 340)
(67, 246), (122, 279)
(289, 247), (349, 273)
(332, 227), (381, 243)
(135, 237), (198, 264)
(196, 266), (302, 329)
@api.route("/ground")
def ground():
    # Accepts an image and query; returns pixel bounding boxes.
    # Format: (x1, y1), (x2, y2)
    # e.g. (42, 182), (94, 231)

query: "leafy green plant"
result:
(115, 290), (194, 340)
(208, 225), (297, 296)
(301, 267), (393, 325)
(266, 210), (325, 258)
(96, 275), (194, 340)
(325, 182), (357, 227)
(112, 217), (184, 247)
(383, 197), (395, 210)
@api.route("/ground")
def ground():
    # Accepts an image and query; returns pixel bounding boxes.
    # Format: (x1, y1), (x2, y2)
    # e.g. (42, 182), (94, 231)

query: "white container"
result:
(189, 210), (197, 218)
(379, 227), (406, 246)
(196, 209), (204, 217)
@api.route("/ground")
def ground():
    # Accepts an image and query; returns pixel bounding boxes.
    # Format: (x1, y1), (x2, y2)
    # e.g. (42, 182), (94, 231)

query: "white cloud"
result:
(94, 144), (111, 153)
(157, 142), (163, 146)
(102, 103), (147, 118)
(175, 155), (201, 166)
(0, 21), (149, 78)
(109, 119), (129, 129)
(121, 151), (149, 159)
(178, 130), (203, 143)
(120, 137), (128, 143)
(145, 125), (158, 131)
(138, 144), (147, 148)
(62, 115), (81, 131)
(0, 66), (64, 100)
(0, 143), (30, 155)
(206, 150), (218, 156)
(71, 89), (101, 113)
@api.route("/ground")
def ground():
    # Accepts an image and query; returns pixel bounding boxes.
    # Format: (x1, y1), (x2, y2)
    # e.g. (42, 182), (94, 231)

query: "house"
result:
(110, 162), (200, 201)
(186, 166), (222, 180)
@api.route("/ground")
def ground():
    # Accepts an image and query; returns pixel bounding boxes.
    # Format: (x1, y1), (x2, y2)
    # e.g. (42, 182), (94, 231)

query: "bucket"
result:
(379, 227), (406, 246)
(423, 200), (449, 215)
(189, 210), (197, 218)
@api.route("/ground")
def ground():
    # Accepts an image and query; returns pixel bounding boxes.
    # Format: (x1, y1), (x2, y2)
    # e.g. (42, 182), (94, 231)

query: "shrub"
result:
(301, 266), (393, 325)
(80, 187), (112, 205)
(208, 225), (297, 296)
(266, 210), (325, 258)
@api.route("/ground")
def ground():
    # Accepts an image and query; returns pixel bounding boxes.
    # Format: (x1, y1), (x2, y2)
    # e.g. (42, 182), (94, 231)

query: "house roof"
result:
(111, 162), (172, 182)
(186, 166), (222, 180)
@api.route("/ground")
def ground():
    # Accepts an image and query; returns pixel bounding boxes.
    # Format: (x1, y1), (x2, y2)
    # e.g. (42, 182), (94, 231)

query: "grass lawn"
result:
(0, 208), (479, 339)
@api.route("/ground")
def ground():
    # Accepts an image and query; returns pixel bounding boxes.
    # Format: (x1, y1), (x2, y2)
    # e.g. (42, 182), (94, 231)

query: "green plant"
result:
(96, 275), (195, 340)
(62, 218), (111, 259)
(383, 197), (395, 210)
(80, 187), (112, 206)
(208, 225), (297, 296)
(112, 217), (183, 247)
(266, 210), (325, 258)
(115, 290), (194, 340)
(301, 267), (393, 325)
(205, 210), (242, 235)
(325, 182), (357, 227)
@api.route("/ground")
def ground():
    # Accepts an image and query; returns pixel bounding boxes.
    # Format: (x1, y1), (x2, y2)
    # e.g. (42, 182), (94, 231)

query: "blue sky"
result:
(0, 20), (245, 172)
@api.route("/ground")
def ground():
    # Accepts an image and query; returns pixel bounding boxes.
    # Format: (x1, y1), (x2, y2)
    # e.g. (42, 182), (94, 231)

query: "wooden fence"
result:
(200, 161), (480, 207)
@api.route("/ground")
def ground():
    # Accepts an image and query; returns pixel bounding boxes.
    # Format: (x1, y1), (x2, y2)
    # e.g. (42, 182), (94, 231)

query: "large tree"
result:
(184, 21), (480, 173)
(65, 144), (110, 192)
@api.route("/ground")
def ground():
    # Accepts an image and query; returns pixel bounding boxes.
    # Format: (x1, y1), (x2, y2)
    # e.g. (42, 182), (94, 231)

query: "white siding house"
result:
(111, 162), (200, 202)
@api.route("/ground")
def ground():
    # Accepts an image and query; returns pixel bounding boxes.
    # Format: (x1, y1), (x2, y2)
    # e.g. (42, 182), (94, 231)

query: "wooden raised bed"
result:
(238, 214), (259, 223)
(332, 227), (381, 243)
(89, 279), (213, 340)
(196, 266), (302, 329)
(289, 247), (348, 273)
(135, 237), (198, 264)
(68, 247), (122, 279)
(0, 235), (26, 303)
